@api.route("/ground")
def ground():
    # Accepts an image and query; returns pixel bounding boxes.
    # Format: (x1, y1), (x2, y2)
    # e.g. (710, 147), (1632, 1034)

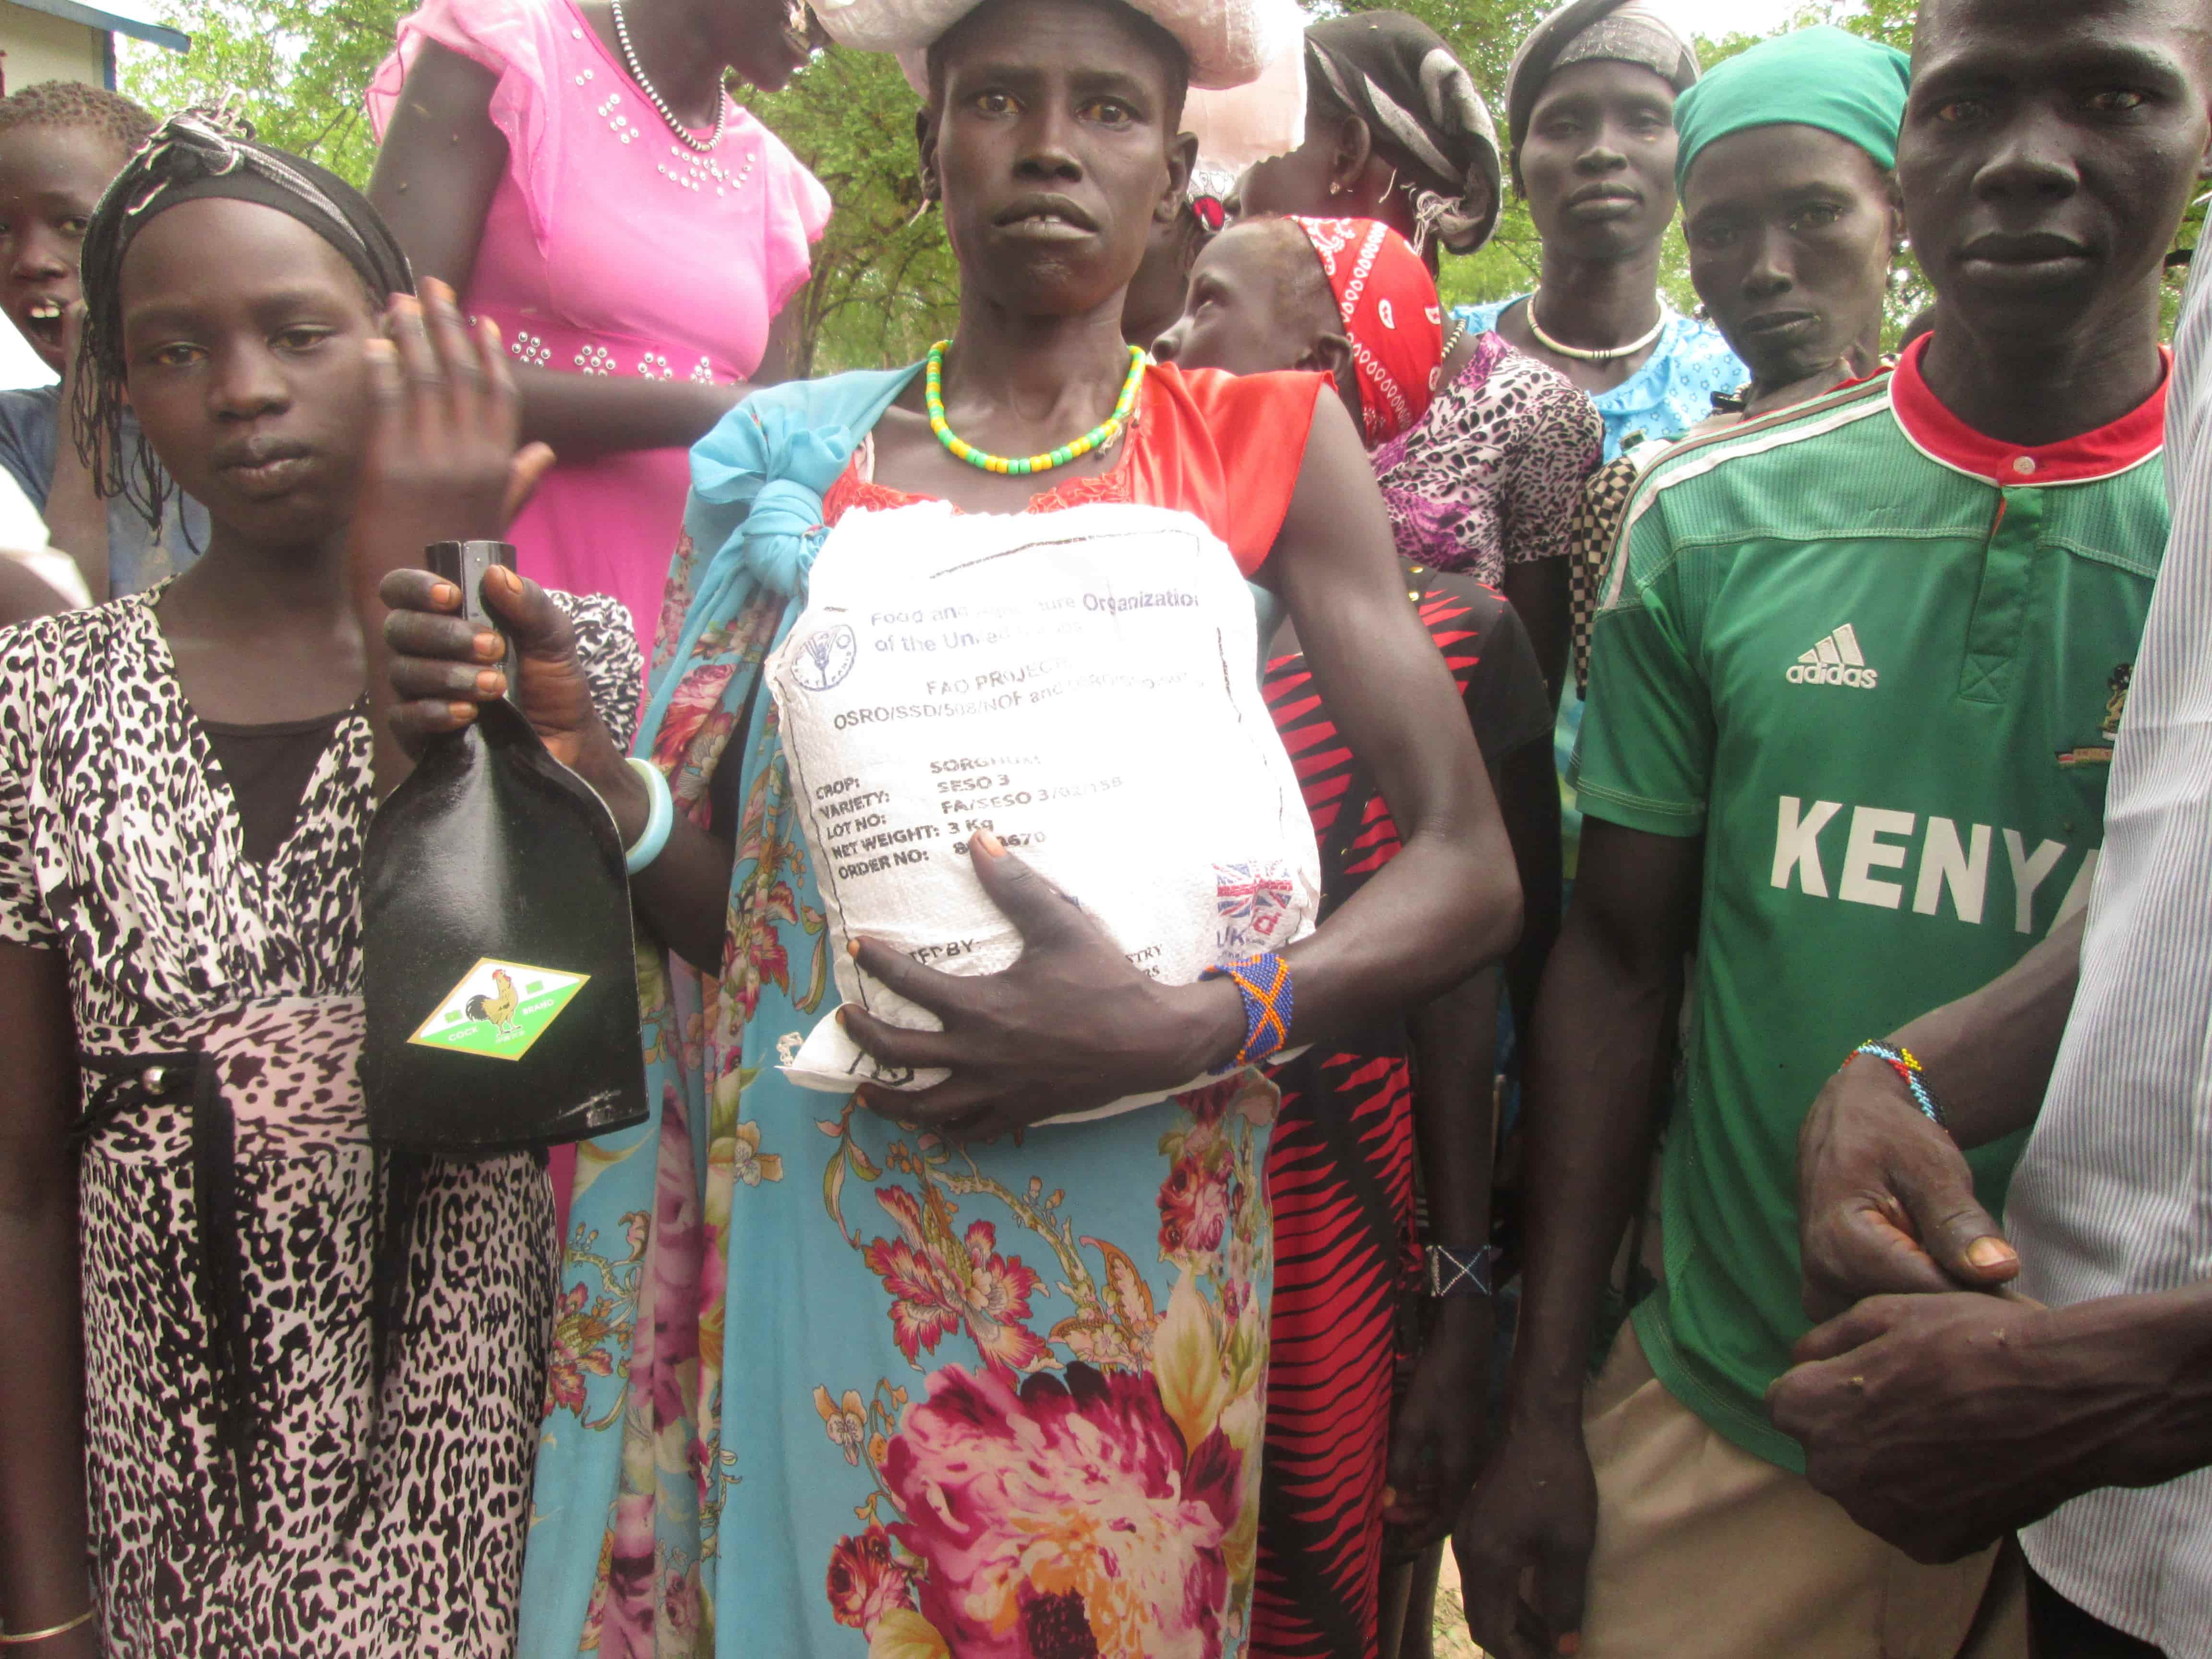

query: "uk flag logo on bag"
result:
(1216, 861), (1295, 952)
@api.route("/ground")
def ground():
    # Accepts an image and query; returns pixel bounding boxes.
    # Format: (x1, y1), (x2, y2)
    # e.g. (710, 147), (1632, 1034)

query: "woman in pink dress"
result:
(368, 0), (828, 1231)
(366, 0), (831, 667)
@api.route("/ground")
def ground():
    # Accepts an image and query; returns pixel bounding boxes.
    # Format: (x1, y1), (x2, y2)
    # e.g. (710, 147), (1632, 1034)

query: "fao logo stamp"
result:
(793, 624), (858, 692)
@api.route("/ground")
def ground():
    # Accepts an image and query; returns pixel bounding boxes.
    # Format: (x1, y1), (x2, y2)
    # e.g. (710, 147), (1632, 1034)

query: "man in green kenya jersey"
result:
(1454, 2), (2212, 1657)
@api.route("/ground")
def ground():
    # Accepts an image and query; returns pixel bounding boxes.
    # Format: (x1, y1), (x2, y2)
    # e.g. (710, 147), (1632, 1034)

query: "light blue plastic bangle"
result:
(622, 755), (674, 876)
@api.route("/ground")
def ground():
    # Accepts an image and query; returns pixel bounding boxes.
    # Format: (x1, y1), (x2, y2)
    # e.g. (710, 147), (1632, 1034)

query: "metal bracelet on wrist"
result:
(0, 1605), (96, 1645)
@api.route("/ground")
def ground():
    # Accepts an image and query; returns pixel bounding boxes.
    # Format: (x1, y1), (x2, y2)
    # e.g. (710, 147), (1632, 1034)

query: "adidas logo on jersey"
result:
(1786, 624), (1879, 689)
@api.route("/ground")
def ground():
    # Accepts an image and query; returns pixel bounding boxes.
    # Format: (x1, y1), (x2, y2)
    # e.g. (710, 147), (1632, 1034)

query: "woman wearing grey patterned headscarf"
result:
(1238, 10), (1503, 262)
(1451, 0), (1743, 1016)
(1504, 0), (1699, 158)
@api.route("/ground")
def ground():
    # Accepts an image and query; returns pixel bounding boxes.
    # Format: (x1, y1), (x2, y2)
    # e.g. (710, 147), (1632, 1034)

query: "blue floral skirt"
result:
(522, 1011), (1278, 1659)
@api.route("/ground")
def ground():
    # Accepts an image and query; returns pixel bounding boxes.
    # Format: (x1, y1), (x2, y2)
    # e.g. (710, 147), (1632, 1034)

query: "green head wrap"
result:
(1674, 25), (1911, 195)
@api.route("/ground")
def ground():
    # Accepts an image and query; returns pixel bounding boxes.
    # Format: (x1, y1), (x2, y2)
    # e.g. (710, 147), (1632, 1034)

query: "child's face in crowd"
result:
(1154, 221), (1356, 419)
(0, 124), (132, 374)
(118, 197), (383, 552)
(1155, 222), (1325, 373)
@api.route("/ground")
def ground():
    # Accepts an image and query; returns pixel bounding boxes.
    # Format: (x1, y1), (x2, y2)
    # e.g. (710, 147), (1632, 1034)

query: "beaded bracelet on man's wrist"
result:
(1846, 1039), (1948, 1130)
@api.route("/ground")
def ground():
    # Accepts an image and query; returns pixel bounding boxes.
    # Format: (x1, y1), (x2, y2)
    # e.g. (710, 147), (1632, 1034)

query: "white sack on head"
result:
(767, 497), (1320, 1124)
(811, 0), (1298, 94)
(1183, 6), (1306, 188)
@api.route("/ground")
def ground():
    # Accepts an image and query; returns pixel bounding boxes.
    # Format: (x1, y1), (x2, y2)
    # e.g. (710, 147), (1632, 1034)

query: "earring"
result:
(1329, 180), (1346, 197)
(1692, 301), (1709, 322)
(905, 174), (938, 229)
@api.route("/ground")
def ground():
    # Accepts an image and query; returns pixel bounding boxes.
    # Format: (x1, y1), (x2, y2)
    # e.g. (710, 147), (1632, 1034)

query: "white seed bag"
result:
(768, 498), (1319, 1123)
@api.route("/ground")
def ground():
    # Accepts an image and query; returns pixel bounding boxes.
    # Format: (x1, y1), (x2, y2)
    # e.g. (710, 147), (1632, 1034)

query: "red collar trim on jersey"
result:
(1890, 334), (2169, 486)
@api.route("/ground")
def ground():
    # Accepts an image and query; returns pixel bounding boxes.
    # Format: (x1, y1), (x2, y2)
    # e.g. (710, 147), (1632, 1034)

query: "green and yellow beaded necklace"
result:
(925, 339), (1147, 477)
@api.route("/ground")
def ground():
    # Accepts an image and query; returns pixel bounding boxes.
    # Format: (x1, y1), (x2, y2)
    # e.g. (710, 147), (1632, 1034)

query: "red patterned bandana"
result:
(1289, 216), (1444, 445)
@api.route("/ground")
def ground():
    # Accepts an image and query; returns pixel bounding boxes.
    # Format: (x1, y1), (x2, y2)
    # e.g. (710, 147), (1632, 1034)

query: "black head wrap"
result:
(74, 111), (414, 521)
(1304, 12), (1503, 257)
(1504, 0), (1700, 161)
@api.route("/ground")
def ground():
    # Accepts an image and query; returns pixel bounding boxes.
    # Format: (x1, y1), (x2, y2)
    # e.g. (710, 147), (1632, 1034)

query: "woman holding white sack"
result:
(374, 0), (1519, 1652)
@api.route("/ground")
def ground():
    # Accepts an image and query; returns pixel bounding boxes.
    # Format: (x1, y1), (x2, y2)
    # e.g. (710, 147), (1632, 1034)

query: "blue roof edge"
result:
(10, 0), (190, 53)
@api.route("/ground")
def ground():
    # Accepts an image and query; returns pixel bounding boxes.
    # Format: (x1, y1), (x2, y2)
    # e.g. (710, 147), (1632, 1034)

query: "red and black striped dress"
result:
(1250, 569), (1551, 1659)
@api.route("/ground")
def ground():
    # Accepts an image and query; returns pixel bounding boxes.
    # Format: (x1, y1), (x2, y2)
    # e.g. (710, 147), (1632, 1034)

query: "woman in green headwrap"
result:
(1676, 24), (1911, 419)
(1566, 23), (1912, 694)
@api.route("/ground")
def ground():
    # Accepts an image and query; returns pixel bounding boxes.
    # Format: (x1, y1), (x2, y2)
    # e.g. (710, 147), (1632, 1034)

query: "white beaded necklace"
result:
(1526, 293), (1666, 363)
(610, 0), (727, 153)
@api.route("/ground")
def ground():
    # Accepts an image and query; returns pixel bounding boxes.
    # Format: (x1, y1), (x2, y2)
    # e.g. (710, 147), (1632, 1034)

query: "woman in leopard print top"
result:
(0, 120), (639, 1656)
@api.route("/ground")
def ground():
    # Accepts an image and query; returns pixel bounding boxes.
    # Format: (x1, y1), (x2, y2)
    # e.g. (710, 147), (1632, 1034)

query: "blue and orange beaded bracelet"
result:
(1204, 952), (1294, 1072)
(1847, 1039), (1947, 1129)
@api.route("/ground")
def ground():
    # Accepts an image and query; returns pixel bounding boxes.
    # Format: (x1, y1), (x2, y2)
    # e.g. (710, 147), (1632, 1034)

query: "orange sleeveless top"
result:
(821, 363), (1329, 577)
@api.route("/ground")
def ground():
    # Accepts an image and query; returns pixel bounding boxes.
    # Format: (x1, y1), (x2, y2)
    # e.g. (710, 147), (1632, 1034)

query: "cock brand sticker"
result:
(407, 956), (590, 1062)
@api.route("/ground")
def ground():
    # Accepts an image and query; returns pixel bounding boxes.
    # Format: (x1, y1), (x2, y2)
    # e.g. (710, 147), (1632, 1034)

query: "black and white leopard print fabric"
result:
(81, 998), (555, 1656)
(0, 588), (641, 1656)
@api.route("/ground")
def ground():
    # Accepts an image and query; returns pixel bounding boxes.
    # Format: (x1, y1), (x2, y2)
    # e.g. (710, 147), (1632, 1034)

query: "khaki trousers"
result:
(1574, 1327), (2026, 1659)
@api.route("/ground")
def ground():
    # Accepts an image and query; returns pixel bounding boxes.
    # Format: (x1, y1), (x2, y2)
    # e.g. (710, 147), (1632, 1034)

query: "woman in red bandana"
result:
(1287, 215), (1447, 446)
(1161, 217), (1558, 1659)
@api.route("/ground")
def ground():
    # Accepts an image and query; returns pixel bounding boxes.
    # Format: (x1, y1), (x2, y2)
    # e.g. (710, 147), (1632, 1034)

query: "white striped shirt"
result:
(2008, 254), (2212, 1656)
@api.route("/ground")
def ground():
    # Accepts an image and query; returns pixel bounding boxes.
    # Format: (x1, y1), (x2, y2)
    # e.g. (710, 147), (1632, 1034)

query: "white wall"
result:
(0, 2), (103, 98)
(0, 323), (54, 390)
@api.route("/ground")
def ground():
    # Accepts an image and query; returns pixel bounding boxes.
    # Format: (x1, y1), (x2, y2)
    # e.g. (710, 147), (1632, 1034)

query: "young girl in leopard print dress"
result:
(0, 117), (637, 1656)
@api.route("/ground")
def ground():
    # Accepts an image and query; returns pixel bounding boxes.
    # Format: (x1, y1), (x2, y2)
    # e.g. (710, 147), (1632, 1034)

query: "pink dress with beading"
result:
(368, 0), (831, 663)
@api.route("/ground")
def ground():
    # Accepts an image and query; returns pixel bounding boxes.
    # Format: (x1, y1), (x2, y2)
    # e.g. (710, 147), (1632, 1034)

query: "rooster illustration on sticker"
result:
(465, 969), (523, 1041)
(408, 957), (590, 1062)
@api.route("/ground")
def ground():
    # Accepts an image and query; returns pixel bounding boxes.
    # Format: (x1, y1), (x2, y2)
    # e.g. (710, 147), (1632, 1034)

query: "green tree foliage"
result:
(120, 0), (406, 183)
(1833, 0), (1913, 49)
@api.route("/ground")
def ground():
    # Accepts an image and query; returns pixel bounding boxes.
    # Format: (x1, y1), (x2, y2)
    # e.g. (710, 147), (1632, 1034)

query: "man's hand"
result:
(1797, 1053), (2020, 1321)
(1771, 1292), (2140, 1564)
(1382, 1298), (1492, 1553)
(1452, 1412), (1596, 1659)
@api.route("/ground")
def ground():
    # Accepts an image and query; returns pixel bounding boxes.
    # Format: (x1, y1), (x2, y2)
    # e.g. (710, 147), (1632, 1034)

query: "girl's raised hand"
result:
(352, 277), (562, 795)
(352, 278), (553, 582)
